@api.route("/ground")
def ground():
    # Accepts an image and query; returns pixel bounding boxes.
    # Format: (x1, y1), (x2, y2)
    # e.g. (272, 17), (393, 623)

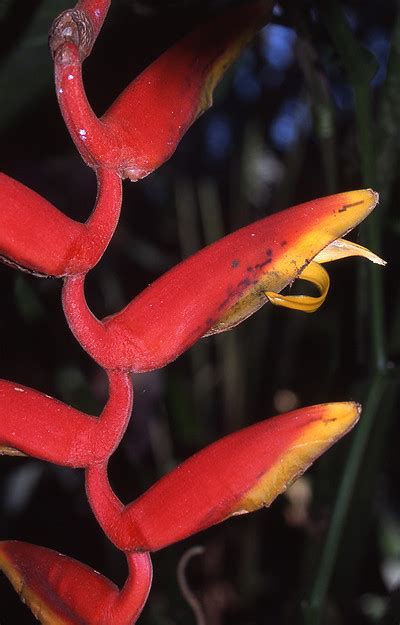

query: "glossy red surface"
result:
(0, 372), (132, 466)
(0, 541), (152, 625)
(63, 191), (375, 371)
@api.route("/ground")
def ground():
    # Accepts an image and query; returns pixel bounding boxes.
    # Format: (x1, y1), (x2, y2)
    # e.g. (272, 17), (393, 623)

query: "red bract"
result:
(0, 169), (121, 276)
(0, 371), (132, 467)
(63, 189), (380, 372)
(0, 541), (152, 625)
(49, 1), (271, 179)
(86, 402), (360, 552)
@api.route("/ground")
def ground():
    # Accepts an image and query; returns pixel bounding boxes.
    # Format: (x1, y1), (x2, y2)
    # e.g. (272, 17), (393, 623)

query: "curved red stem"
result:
(109, 551), (153, 625)
(62, 273), (108, 360)
(91, 370), (133, 464)
(0, 370), (132, 467)
(53, 40), (116, 169)
(86, 462), (128, 548)
(66, 167), (123, 275)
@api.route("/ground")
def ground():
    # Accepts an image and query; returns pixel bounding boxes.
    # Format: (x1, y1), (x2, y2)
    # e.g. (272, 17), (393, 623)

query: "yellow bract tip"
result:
(231, 401), (361, 515)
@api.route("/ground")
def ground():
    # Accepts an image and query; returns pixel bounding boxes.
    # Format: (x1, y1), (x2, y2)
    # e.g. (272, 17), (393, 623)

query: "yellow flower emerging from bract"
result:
(266, 235), (386, 313)
(205, 188), (385, 335)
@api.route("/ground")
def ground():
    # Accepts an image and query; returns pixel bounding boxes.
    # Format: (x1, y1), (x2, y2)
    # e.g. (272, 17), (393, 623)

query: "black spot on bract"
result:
(255, 258), (273, 270)
(237, 277), (251, 289)
(342, 200), (364, 210)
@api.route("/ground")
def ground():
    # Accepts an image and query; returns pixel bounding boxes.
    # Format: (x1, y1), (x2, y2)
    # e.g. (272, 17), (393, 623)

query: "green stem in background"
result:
(304, 2), (390, 623)
(376, 8), (400, 211)
(174, 175), (211, 444)
(197, 176), (246, 431)
(294, 8), (337, 194)
(319, 0), (386, 371)
(353, 81), (386, 372)
(305, 373), (386, 625)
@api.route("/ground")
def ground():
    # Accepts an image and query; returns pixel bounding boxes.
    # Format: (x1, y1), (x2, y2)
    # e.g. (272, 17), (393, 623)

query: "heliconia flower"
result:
(63, 189), (385, 372)
(0, 170), (121, 277)
(86, 402), (360, 552)
(0, 541), (152, 625)
(0, 371), (132, 467)
(49, 1), (271, 180)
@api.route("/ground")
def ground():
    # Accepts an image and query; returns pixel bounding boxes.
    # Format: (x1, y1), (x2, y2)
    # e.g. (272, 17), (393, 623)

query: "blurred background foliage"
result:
(0, 0), (399, 623)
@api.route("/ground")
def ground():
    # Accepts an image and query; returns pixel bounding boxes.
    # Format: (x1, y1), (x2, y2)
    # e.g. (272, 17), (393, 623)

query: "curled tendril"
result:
(177, 546), (207, 625)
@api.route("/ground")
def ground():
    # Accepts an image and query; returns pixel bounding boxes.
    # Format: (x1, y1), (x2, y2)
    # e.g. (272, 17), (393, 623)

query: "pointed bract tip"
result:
(367, 189), (379, 208)
(230, 401), (361, 516)
(322, 401), (361, 433)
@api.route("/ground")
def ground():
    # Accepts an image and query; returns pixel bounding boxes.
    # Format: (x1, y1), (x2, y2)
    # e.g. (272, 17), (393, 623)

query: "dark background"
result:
(0, 1), (399, 624)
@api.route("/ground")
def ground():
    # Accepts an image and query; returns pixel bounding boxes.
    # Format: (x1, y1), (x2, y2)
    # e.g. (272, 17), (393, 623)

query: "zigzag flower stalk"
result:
(49, 0), (271, 180)
(62, 189), (385, 372)
(0, 542), (152, 625)
(85, 402), (360, 552)
(0, 0), (388, 622)
(0, 371), (132, 466)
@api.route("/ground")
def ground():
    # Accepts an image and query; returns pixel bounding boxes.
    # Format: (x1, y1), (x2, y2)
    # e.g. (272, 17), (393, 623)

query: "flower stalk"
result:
(0, 2), (388, 623)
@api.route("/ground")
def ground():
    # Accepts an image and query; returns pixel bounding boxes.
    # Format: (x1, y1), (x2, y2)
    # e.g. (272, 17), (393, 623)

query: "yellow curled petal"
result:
(265, 261), (330, 313)
(314, 238), (386, 265)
